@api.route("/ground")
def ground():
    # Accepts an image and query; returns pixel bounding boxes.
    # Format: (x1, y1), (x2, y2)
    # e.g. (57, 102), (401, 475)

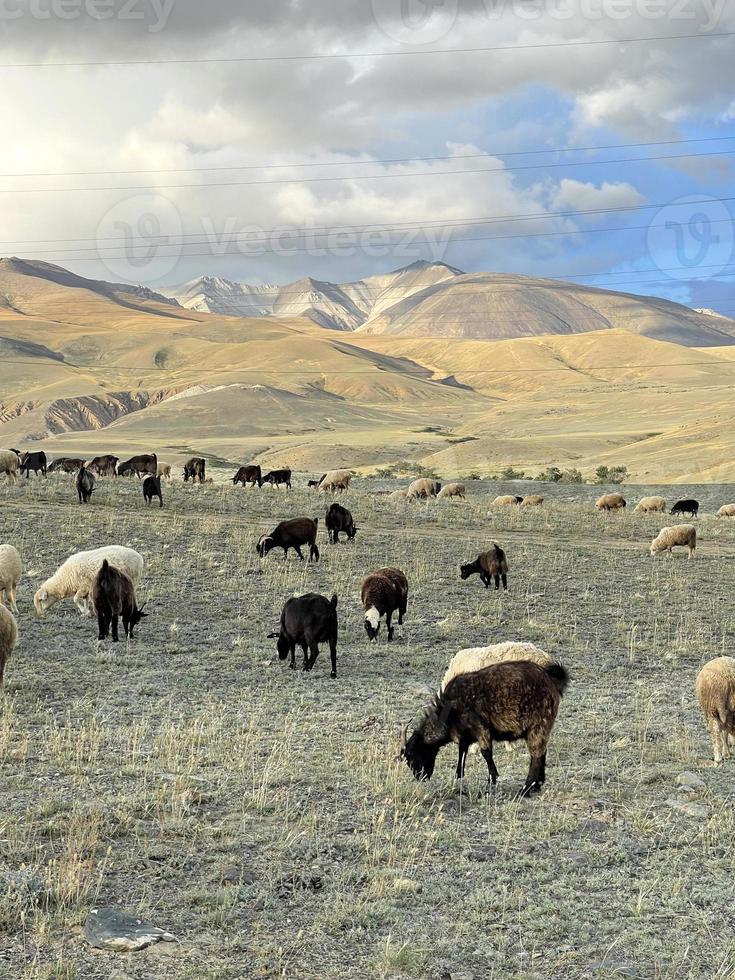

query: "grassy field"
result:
(2, 474), (735, 979)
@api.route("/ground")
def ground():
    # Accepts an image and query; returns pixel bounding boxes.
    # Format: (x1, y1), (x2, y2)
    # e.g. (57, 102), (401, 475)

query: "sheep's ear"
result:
(266, 631), (280, 639)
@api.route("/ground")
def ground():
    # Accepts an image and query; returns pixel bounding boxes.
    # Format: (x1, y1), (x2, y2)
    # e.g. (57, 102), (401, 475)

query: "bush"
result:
(595, 465), (628, 485)
(559, 468), (585, 484)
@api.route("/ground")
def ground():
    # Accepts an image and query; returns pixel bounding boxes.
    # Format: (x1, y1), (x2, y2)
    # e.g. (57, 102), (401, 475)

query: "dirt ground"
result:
(2, 473), (735, 979)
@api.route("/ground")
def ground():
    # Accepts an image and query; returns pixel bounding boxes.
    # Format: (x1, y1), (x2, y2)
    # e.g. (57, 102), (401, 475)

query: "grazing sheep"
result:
(361, 567), (408, 642)
(34, 545), (144, 618)
(521, 494), (544, 507)
(0, 604), (18, 689)
(400, 660), (569, 796)
(262, 468), (292, 489)
(143, 475), (163, 508)
(441, 641), (554, 692)
(267, 593), (339, 678)
(319, 469), (352, 493)
(389, 489), (408, 499)
(0, 450), (19, 484)
(595, 492), (627, 511)
(695, 657), (735, 763)
(86, 454), (118, 477)
(716, 504), (735, 519)
(92, 559), (148, 642)
(325, 502), (357, 543)
(183, 457), (206, 484)
(157, 462), (172, 480)
(492, 494), (520, 507)
(76, 466), (95, 504)
(233, 464), (262, 488)
(634, 496), (666, 514)
(671, 498), (699, 518)
(119, 453), (157, 479)
(0, 544), (22, 614)
(407, 478), (441, 500)
(19, 451), (47, 478)
(48, 457), (85, 474)
(257, 518), (319, 562)
(460, 543), (509, 591)
(650, 524), (696, 559)
(437, 482), (466, 500)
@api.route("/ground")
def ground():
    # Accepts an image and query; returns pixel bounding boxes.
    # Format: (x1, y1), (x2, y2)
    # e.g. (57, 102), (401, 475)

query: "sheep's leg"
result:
(305, 643), (319, 671)
(73, 590), (89, 616)
(480, 743), (499, 785)
(310, 543), (320, 562)
(111, 615), (119, 643)
(501, 573), (508, 591)
(480, 573), (490, 588)
(494, 574), (500, 590)
(386, 610), (394, 641)
(294, 546), (305, 561)
(709, 718), (723, 763)
(520, 753), (546, 797)
(289, 645), (296, 670)
(97, 612), (109, 641)
(329, 637), (337, 679)
(398, 603), (406, 625)
(455, 738), (471, 779)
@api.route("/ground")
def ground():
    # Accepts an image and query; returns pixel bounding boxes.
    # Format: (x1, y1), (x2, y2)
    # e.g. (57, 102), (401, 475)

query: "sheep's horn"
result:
(399, 722), (409, 752)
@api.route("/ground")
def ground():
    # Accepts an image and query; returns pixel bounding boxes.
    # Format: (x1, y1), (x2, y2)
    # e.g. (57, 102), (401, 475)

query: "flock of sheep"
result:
(2, 449), (735, 794)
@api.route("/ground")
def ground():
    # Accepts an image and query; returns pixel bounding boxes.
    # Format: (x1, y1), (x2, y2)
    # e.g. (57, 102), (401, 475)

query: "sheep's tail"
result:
(314, 517), (319, 529)
(544, 662), (570, 695)
(330, 594), (338, 610)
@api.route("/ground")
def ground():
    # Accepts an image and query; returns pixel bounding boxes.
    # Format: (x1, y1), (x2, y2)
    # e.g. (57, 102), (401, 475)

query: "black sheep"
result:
(268, 593), (338, 677)
(143, 475), (163, 508)
(257, 518), (320, 561)
(325, 502), (357, 543)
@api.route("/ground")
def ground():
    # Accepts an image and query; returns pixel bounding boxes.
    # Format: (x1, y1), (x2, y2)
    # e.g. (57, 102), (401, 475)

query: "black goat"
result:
(19, 451), (47, 478)
(76, 466), (95, 504)
(460, 543), (509, 590)
(268, 593), (338, 677)
(143, 475), (163, 508)
(92, 559), (148, 642)
(671, 498), (699, 518)
(262, 468), (292, 489)
(325, 502), (357, 543)
(257, 518), (320, 561)
(400, 660), (569, 797)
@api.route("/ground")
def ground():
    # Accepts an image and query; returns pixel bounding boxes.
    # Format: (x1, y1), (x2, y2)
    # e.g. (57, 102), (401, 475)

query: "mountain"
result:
(168, 261), (735, 347)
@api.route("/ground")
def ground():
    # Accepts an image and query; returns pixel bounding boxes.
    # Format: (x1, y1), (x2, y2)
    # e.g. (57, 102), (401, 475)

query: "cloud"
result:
(551, 178), (645, 215)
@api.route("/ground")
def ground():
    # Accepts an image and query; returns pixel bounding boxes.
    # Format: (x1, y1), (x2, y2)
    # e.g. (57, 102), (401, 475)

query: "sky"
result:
(0, 0), (734, 311)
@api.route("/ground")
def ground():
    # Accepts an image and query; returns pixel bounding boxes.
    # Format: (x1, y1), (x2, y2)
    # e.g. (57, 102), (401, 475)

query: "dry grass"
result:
(1, 473), (735, 978)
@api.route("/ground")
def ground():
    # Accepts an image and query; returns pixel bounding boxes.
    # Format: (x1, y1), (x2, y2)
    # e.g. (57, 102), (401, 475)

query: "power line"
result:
(3, 149), (734, 195)
(2, 135), (733, 180)
(1, 30), (732, 69)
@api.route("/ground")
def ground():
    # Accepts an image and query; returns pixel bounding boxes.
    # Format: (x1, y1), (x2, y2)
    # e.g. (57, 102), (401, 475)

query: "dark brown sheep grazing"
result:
(257, 518), (320, 561)
(143, 475), (163, 508)
(325, 502), (357, 543)
(460, 543), (509, 590)
(262, 468), (292, 489)
(361, 567), (408, 641)
(267, 593), (338, 677)
(76, 466), (95, 504)
(183, 457), (206, 484)
(49, 457), (85, 474)
(400, 660), (569, 797)
(86, 454), (118, 477)
(119, 453), (157, 479)
(19, 451), (47, 478)
(92, 559), (148, 642)
(233, 464), (262, 488)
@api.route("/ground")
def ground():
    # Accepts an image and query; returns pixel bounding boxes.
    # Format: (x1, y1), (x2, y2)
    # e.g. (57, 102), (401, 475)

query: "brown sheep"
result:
(716, 504), (735, 519)
(361, 567), (408, 641)
(406, 478), (441, 500)
(437, 482), (466, 500)
(695, 657), (735, 763)
(520, 494), (544, 507)
(595, 492), (626, 511)
(492, 494), (521, 507)
(459, 543), (509, 591)
(0, 603), (18, 689)
(634, 495), (666, 514)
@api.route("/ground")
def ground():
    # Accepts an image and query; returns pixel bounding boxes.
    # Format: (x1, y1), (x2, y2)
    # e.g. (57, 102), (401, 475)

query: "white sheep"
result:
(441, 640), (554, 692)
(0, 450), (19, 484)
(650, 524), (696, 559)
(406, 478), (441, 500)
(492, 494), (521, 506)
(0, 603), (18, 689)
(634, 495), (666, 514)
(319, 469), (352, 493)
(0, 544), (22, 614)
(437, 482), (465, 500)
(388, 489), (408, 499)
(695, 656), (735, 763)
(34, 545), (144, 617)
(716, 504), (735, 519)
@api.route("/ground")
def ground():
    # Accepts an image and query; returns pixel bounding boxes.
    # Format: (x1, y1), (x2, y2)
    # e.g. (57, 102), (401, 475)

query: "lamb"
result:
(34, 545), (144, 618)
(650, 524), (696, 559)
(325, 502), (357, 543)
(233, 464), (262, 488)
(361, 567), (408, 642)
(492, 494), (521, 506)
(319, 469), (352, 493)
(0, 544), (22, 614)
(459, 544), (509, 591)
(671, 498), (699, 518)
(716, 504), (735, 519)
(400, 659), (569, 796)
(520, 494), (544, 507)
(695, 657), (735, 763)
(267, 593), (338, 678)
(595, 492), (626, 511)
(0, 604), (18, 689)
(406, 478), (441, 500)
(157, 462), (172, 480)
(437, 482), (466, 500)
(440, 641), (554, 692)
(143, 475), (163, 508)
(257, 518), (320, 562)
(76, 466), (95, 504)
(92, 559), (148, 642)
(0, 450), (19, 484)
(19, 451), (47, 478)
(634, 496), (666, 514)
(308, 474), (326, 489)
(388, 489), (408, 499)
